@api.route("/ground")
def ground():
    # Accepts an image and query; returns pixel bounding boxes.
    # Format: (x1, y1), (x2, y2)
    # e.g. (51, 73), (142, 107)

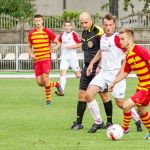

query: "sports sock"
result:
(103, 100), (113, 123)
(122, 111), (132, 131)
(45, 85), (51, 101)
(49, 80), (58, 88)
(131, 107), (140, 122)
(76, 101), (87, 124)
(88, 99), (103, 125)
(60, 75), (66, 92)
(140, 112), (150, 132)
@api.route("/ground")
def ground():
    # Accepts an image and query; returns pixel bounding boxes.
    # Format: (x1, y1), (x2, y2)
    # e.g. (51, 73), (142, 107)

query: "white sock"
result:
(131, 107), (140, 123)
(60, 75), (66, 92)
(88, 99), (103, 124)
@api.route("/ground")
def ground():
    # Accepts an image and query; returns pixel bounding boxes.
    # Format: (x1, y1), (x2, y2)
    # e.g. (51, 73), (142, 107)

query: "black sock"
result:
(103, 100), (113, 124)
(76, 101), (87, 124)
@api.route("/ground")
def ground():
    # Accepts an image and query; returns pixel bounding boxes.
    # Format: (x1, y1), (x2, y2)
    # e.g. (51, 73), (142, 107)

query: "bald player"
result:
(71, 12), (106, 130)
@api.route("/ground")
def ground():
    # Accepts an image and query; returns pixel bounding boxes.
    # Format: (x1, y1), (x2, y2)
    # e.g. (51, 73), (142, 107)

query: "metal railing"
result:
(0, 44), (150, 71)
(0, 44), (84, 71)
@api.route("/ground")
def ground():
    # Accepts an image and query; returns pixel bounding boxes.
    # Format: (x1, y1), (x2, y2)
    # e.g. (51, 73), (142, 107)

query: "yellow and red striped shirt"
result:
(28, 27), (56, 62)
(124, 45), (150, 91)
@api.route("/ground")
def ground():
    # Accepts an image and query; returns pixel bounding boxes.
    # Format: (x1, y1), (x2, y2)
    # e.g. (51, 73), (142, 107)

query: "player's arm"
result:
(109, 70), (129, 92)
(28, 43), (35, 60)
(28, 33), (35, 60)
(66, 31), (81, 49)
(51, 37), (61, 52)
(86, 50), (101, 76)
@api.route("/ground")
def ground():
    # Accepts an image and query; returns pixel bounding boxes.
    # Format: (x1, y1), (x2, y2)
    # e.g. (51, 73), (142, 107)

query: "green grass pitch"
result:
(0, 78), (149, 150)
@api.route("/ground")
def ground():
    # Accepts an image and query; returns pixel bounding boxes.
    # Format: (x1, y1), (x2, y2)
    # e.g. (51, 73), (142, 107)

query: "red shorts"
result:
(34, 60), (51, 77)
(131, 89), (150, 106)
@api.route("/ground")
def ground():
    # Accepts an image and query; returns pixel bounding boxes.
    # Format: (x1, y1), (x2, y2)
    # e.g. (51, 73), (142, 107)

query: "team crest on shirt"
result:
(87, 41), (93, 48)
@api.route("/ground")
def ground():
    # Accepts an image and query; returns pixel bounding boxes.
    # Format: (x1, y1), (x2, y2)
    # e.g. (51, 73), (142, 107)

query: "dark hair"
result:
(102, 13), (116, 23)
(64, 20), (71, 25)
(34, 14), (43, 18)
(119, 27), (134, 37)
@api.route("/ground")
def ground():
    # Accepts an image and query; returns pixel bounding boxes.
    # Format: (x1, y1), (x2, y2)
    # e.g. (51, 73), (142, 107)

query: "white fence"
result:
(0, 44), (84, 71)
(0, 44), (149, 71)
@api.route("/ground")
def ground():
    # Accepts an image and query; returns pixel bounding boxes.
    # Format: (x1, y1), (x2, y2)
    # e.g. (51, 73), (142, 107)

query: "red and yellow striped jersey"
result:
(124, 45), (150, 91)
(28, 27), (56, 62)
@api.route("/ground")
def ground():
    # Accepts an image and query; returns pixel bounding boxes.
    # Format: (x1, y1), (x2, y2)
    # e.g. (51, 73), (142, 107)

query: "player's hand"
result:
(86, 63), (93, 76)
(51, 46), (57, 53)
(65, 46), (73, 49)
(108, 83), (115, 92)
(30, 53), (35, 60)
(96, 67), (101, 75)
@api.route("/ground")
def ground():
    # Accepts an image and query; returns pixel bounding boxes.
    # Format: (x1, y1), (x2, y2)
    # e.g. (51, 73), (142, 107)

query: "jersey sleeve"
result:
(28, 31), (32, 45)
(137, 46), (150, 64)
(59, 32), (63, 42)
(72, 32), (80, 43)
(114, 34), (126, 52)
(45, 28), (56, 41)
(124, 59), (132, 73)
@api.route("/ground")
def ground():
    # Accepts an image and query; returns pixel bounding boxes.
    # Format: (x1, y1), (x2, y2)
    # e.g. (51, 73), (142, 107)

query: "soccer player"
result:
(55, 21), (81, 96)
(71, 12), (106, 130)
(85, 13), (142, 133)
(28, 14), (64, 106)
(108, 28), (150, 139)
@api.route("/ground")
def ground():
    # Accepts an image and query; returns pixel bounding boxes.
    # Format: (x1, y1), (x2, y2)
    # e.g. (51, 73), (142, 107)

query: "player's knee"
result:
(78, 90), (86, 100)
(122, 101), (130, 111)
(136, 107), (145, 116)
(85, 91), (93, 102)
(37, 81), (44, 87)
(115, 99), (124, 109)
(99, 93), (109, 102)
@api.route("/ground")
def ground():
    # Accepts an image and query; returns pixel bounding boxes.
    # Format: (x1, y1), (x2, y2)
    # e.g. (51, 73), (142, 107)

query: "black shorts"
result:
(79, 66), (96, 91)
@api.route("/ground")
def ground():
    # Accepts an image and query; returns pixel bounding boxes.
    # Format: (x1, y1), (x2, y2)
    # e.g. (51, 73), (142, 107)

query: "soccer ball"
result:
(107, 124), (124, 141)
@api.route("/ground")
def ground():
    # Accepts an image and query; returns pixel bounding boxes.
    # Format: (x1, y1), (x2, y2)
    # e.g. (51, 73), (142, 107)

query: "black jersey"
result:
(81, 24), (103, 66)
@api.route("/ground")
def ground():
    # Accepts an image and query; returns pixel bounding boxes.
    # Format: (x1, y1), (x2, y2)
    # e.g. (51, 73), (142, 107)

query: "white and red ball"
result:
(107, 124), (124, 141)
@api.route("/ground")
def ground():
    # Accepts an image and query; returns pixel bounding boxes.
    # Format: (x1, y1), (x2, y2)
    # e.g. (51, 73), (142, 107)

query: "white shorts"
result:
(90, 69), (126, 98)
(60, 58), (80, 72)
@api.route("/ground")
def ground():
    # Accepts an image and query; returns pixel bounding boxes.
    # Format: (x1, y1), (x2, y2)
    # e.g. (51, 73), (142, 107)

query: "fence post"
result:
(19, 17), (24, 44)
(16, 44), (19, 71)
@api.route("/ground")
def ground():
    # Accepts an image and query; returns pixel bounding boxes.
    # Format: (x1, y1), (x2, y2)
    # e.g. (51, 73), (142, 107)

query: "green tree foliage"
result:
(0, 0), (35, 18)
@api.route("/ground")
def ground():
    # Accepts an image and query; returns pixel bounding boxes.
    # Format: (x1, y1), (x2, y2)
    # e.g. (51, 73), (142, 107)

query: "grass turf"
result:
(0, 78), (149, 150)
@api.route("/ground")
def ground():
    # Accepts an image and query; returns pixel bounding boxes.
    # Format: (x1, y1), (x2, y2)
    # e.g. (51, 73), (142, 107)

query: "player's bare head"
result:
(119, 28), (134, 39)
(102, 13), (116, 36)
(79, 12), (93, 30)
(34, 14), (43, 28)
(64, 20), (72, 32)
(119, 28), (134, 49)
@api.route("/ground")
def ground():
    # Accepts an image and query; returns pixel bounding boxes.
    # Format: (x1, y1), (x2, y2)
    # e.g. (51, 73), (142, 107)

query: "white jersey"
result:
(100, 32), (125, 70)
(59, 31), (80, 59)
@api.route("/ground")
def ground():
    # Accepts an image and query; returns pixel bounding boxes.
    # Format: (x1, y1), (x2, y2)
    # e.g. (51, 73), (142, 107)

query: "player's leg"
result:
(70, 58), (81, 79)
(86, 84), (104, 133)
(132, 90), (150, 139)
(112, 79), (142, 132)
(137, 106), (150, 139)
(122, 98), (135, 133)
(99, 92), (113, 129)
(55, 59), (69, 96)
(42, 73), (52, 105)
(71, 67), (90, 130)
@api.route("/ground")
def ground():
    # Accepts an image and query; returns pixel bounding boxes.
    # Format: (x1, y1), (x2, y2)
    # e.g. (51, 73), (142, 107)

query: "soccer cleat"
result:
(55, 82), (64, 96)
(135, 120), (143, 132)
(46, 100), (51, 106)
(55, 90), (64, 96)
(123, 128), (129, 134)
(71, 121), (84, 130)
(88, 122), (104, 133)
(103, 122), (113, 129)
(145, 133), (150, 140)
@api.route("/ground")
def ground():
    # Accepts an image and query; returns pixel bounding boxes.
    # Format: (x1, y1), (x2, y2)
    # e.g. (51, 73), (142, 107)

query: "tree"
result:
(101, 0), (150, 16)
(0, 0), (35, 18)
